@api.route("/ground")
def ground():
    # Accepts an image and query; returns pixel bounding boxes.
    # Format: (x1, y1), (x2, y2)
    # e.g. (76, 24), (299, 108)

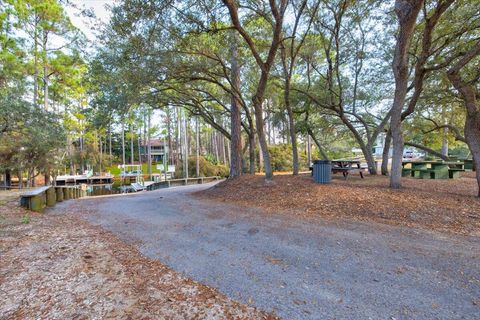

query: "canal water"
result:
(85, 183), (134, 197)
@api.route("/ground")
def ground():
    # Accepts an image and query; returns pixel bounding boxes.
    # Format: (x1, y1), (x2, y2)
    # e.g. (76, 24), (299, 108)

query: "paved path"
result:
(53, 183), (480, 319)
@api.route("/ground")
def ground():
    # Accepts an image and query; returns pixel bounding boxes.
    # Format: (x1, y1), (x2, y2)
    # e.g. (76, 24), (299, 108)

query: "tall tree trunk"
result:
(447, 40), (480, 196)
(33, 14), (39, 108)
(80, 134), (84, 173)
(121, 121), (126, 165)
(284, 79), (299, 175)
(130, 124), (134, 165)
(381, 130), (392, 175)
(27, 170), (31, 188)
(196, 117), (200, 177)
(167, 107), (173, 165)
(307, 134), (312, 166)
(249, 132), (255, 174)
(465, 118), (480, 197)
(389, 0), (424, 189)
(267, 109), (271, 144)
(441, 105), (449, 157)
(43, 29), (49, 110)
(254, 96), (273, 179)
(18, 170), (23, 189)
(109, 125), (112, 167)
(5, 169), (11, 187)
(137, 134), (142, 168)
(183, 112), (188, 179)
(221, 135), (227, 166)
(214, 131), (220, 164)
(176, 107), (181, 168)
(222, 0), (286, 181)
(99, 135), (103, 173)
(148, 110), (152, 179)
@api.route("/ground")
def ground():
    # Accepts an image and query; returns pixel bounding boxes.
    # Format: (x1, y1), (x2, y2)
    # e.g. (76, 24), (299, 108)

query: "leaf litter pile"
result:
(0, 197), (277, 319)
(198, 172), (480, 235)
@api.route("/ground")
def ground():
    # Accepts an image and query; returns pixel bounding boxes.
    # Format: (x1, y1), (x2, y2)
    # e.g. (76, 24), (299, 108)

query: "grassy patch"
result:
(22, 213), (30, 224)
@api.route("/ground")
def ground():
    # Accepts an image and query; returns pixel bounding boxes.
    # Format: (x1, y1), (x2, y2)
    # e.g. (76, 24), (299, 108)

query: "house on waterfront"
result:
(140, 139), (168, 163)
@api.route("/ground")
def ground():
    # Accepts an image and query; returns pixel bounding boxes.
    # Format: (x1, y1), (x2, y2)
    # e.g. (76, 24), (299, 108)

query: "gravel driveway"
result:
(54, 182), (480, 319)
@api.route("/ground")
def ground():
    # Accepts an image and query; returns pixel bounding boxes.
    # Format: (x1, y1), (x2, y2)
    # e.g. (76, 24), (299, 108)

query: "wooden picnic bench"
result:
(309, 160), (365, 179)
(331, 160), (365, 179)
(402, 161), (465, 179)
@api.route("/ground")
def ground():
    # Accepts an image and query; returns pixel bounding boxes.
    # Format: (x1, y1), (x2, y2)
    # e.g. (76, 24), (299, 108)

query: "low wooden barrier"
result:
(146, 176), (221, 191)
(20, 186), (85, 212)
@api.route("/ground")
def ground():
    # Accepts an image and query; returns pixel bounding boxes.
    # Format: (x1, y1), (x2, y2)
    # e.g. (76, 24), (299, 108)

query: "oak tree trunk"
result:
(381, 130), (392, 175)
(284, 80), (299, 175)
(389, 0), (424, 189)
(229, 32), (243, 178)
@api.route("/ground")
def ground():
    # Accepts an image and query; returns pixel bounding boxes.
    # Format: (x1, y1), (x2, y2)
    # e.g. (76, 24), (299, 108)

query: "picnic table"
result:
(461, 159), (475, 171)
(331, 160), (365, 179)
(402, 160), (465, 179)
(309, 159), (365, 180)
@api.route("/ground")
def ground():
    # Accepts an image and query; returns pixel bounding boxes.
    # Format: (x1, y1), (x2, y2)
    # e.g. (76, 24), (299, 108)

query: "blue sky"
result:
(66, 0), (114, 41)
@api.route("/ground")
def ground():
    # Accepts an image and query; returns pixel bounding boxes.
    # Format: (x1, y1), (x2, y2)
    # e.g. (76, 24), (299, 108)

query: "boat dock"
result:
(56, 174), (114, 186)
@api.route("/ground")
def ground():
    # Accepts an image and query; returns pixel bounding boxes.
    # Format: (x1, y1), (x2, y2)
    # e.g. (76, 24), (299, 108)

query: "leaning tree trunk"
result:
(307, 128), (329, 160)
(447, 40), (480, 196)
(363, 143), (377, 175)
(389, 0), (424, 189)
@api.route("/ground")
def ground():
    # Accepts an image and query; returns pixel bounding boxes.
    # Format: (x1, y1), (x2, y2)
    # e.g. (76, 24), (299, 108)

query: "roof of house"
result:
(142, 139), (165, 147)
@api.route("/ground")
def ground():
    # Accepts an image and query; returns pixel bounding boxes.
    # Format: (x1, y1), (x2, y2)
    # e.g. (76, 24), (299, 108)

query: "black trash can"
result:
(313, 160), (332, 184)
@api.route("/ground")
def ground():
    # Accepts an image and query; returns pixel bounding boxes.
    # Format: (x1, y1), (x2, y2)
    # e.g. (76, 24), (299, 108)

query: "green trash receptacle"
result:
(313, 160), (331, 184)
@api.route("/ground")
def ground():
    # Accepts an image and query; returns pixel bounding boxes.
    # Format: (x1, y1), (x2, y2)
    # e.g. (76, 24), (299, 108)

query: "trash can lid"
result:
(313, 160), (331, 164)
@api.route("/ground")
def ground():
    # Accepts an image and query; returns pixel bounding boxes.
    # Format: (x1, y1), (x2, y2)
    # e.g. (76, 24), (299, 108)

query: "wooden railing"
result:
(146, 176), (221, 191)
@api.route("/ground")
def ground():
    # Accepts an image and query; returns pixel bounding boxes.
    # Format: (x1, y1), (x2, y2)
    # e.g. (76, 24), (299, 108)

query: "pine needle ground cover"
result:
(0, 197), (276, 319)
(198, 173), (480, 236)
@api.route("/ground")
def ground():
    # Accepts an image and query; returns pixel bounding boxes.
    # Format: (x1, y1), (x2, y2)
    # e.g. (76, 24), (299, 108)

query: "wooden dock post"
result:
(56, 187), (63, 202)
(46, 187), (56, 207)
(63, 187), (70, 200)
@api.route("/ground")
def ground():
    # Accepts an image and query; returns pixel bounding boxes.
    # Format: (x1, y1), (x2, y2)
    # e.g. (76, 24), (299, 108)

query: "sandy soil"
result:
(197, 172), (480, 236)
(0, 197), (276, 319)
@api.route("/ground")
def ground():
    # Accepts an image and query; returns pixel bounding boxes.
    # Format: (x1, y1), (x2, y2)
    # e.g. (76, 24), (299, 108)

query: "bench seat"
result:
(332, 167), (365, 179)
(411, 168), (449, 179)
(448, 168), (465, 179)
(402, 168), (412, 177)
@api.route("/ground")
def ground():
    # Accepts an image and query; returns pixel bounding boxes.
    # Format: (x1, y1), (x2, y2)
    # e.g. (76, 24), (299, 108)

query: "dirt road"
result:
(63, 182), (480, 320)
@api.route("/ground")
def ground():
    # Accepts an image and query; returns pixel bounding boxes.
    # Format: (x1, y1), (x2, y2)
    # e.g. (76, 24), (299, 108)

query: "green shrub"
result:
(177, 156), (229, 178)
(267, 144), (310, 172)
